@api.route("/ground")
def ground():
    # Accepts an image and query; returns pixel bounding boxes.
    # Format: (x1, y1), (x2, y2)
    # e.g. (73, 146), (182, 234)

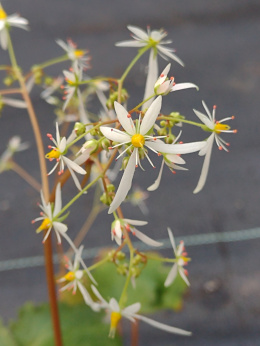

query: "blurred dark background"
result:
(0, 1), (260, 345)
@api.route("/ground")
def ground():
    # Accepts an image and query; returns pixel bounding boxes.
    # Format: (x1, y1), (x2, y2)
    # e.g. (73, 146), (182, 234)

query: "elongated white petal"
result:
(165, 153), (186, 165)
(66, 164), (83, 191)
(56, 39), (69, 52)
(158, 46), (184, 67)
(63, 156), (86, 174)
(127, 25), (149, 40)
(123, 219), (147, 226)
(109, 298), (120, 312)
(171, 83), (198, 92)
(123, 302), (141, 315)
(108, 150), (136, 214)
(179, 267), (190, 286)
(91, 285), (109, 308)
(115, 40), (145, 47)
(53, 221), (68, 234)
(100, 126), (131, 143)
(193, 109), (213, 129)
(133, 228), (163, 247)
(2, 97), (27, 108)
(114, 102), (135, 135)
(147, 160), (164, 191)
(140, 96), (162, 135)
(148, 140), (205, 154)
(0, 29), (8, 49)
(53, 183), (62, 215)
(167, 227), (177, 253)
(193, 135), (214, 194)
(164, 263), (178, 287)
(133, 313), (191, 336)
(142, 50), (158, 110)
(202, 100), (212, 119)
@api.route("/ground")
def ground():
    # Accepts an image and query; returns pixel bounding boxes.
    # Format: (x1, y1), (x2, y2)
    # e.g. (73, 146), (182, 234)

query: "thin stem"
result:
(10, 161), (41, 191)
(88, 255), (110, 271)
(0, 88), (22, 95)
(35, 55), (69, 70)
(158, 115), (204, 128)
(129, 93), (156, 114)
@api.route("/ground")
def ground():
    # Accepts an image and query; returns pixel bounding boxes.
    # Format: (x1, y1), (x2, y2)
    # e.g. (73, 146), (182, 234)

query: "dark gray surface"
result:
(0, 1), (260, 345)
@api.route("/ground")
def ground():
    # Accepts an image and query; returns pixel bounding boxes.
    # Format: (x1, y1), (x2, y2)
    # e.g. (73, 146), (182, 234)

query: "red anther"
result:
(69, 67), (73, 72)
(213, 105), (217, 109)
(132, 231), (136, 236)
(179, 141), (183, 144)
(226, 143), (230, 146)
(172, 170), (176, 174)
(48, 145), (52, 149)
(108, 147), (112, 150)
(56, 158), (60, 162)
(173, 82), (176, 86)
(184, 269), (189, 276)
(122, 235), (126, 239)
(115, 158), (118, 161)
(231, 115), (235, 119)
(127, 113), (131, 118)
(135, 165), (138, 168)
(112, 229), (116, 235)
(49, 158), (53, 161)
(177, 154), (181, 157)
(60, 85), (64, 89)
(158, 153), (162, 156)
(31, 220), (35, 224)
(153, 137), (157, 140)
(111, 129), (113, 131)
(233, 129), (238, 133)
(65, 77), (68, 81)
(47, 133), (52, 138)
(72, 291), (76, 295)
(125, 224), (131, 232)
(182, 252), (188, 256)
(153, 166), (156, 169)
(62, 96), (67, 100)
(170, 76), (174, 80)
(40, 212), (43, 216)
(216, 121), (219, 124)
(160, 74), (164, 78)
(180, 240), (184, 244)
(218, 146), (223, 150)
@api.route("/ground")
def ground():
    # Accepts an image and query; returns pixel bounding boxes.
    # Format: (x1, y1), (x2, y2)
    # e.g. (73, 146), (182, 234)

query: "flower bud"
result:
(74, 122), (86, 136)
(165, 133), (175, 144)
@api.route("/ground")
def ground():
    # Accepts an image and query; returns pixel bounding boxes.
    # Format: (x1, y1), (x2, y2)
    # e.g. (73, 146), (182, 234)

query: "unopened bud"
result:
(74, 122), (86, 136)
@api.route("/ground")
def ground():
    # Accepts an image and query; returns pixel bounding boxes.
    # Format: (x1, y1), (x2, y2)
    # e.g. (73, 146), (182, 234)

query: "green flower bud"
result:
(116, 251), (126, 261)
(107, 184), (115, 192)
(74, 122), (86, 136)
(165, 133), (175, 144)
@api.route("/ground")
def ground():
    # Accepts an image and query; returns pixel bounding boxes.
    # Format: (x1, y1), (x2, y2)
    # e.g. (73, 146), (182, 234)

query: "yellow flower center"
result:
(0, 6), (7, 20)
(214, 123), (230, 134)
(109, 311), (122, 338)
(74, 50), (85, 58)
(37, 218), (51, 233)
(64, 271), (76, 282)
(131, 134), (145, 148)
(45, 149), (61, 159)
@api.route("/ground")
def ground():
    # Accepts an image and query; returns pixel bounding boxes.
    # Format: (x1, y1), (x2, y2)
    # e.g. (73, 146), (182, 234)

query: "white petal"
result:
(66, 164), (83, 191)
(147, 160), (164, 191)
(193, 135), (214, 194)
(100, 126), (131, 143)
(164, 263), (178, 287)
(2, 97), (27, 108)
(53, 221), (68, 234)
(108, 150), (136, 214)
(123, 302), (141, 316)
(148, 140), (205, 154)
(165, 153), (186, 164)
(158, 46), (184, 67)
(109, 298), (120, 312)
(0, 29), (8, 49)
(63, 156), (86, 174)
(142, 50), (158, 110)
(167, 227), (177, 253)
(114, 102), (135, 135)
(115, 40), (145, 47)
(134, 313), (191, 335)
(53, 183), (62, 215)
(140, 96), (162, 135)
(56, 39), (69, 52)
(133, 228), (163, 247)
(171, 83), (198, 92)
(123, 219), (147, 226)
(127, 25), (149, 41)
(179, 267), (190, 286)
(193, 109), (213, 129)
(91, 285), (109, 308)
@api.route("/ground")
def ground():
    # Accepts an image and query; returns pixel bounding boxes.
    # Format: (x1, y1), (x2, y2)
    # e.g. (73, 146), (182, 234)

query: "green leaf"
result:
(0, 319), (17, 346)
(9, 302), (122, 346)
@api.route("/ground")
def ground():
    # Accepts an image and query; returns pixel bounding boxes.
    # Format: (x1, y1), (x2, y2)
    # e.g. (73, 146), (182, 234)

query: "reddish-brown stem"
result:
(0, 88), (22, 95)
(131, 320), (139, 346)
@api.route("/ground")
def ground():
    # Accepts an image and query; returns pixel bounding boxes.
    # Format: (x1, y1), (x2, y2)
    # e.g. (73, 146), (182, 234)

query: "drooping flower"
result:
(100, 96), (205, 213)
(56, 39), (91, 70)
(111, 218), (163, 247)
(91, 285), (191, 338)
(154, 64), (198, 96)
(193, 101), (236, 194)
(45, 122), (86, 190)
(164, 228), (190, 287)
(0, 3), (29, 50)
(0, 136), (29, 173)
(58, 245), (99, 310)
(32, 183), (68, 244)
(116, 25), (184, 109)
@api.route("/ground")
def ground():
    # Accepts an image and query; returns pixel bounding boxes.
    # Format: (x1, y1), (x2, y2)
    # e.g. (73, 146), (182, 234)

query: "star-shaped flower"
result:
(45, 122), (86, 190)
(62, 67), (83, 110)
(0, 3), (29, 50)
(32, 183), (68, 244)
(56, 39), (91, 70)
(91, 285), (191, 338)
(111, 218), (162, 247)
(193, 101), (236, 193)
(100, 96), (205, 213)
(164, 228), (190, 287)
(58, 245), (99, 309)
(0, 136), (29, 173)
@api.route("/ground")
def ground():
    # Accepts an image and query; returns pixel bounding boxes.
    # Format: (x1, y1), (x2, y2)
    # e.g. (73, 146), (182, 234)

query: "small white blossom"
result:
(0, 3), (29, 50)
(193, 101), (236, 194)
(100, 96), (205, 213)
(154, 64), (198, 95)
(45, 123), (86, 190)
(0, 136), (29, 173)
(111, 218), (162, 247)
(56, 39), (91, 70)
(62, 67), (82, 110)
(91, 285), (191, 338)
(58, 246), (99, 310)
(164, 228), (190, 287)
(32, 183), (68, 244)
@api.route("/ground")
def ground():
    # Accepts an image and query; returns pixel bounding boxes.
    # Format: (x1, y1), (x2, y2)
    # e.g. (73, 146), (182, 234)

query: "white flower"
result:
(56, 39), (91, 70)
(0, 136), (29, 173)
(40, 76), (64, 106)
(0, 3), (29, 50)
(32, 183), (68, 244)
(127, 186), (149, 215)
(0, 95), (26, 109)
(193, 101), (236, 194)
(62, 67), (83, 110)
(45, 123), (86, 190)
(91, 285), (191, 338)
(164, 228), (190, 287)
(116, 25), (184, 110)
(58, 246), (100, 310)
(111, 218), (163, 247)
(154, 64), (198, 95)
(100, 96), (205, 213)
